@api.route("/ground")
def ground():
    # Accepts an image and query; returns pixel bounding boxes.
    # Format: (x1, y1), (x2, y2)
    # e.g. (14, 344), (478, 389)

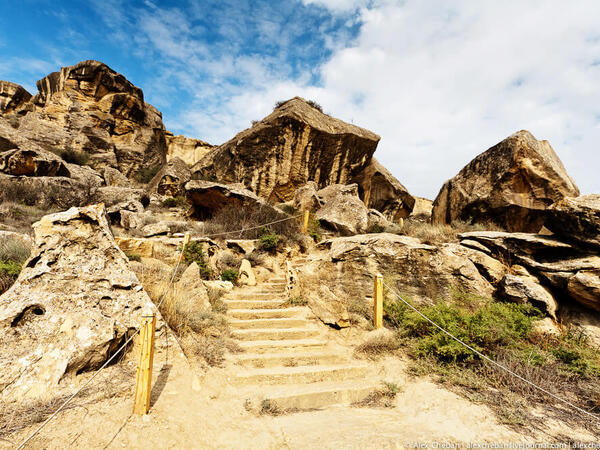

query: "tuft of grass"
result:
(0, 235), (31, 294)
(221, 269), (239, 283)
(286, 296), (308, 307)
(259, 229), (280, 252)
(352, 381), (401, 408)
(183, 241), (211, 279)
(125, 252), (141, 262)
(161, 196), (187, 208)
(53, 147), (90, 166)
(259, 399), (282, 416)
(134, 163), (161, 184)
(355, 332), (402, 359)
(402, 220), (503, 245)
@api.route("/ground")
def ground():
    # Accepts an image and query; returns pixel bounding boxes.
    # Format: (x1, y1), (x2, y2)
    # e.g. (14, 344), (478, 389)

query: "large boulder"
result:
(185, 180), (282, 219)
(352, 158), (415, 222)
(166, 132), (214, 165)
(0, 204), (164, 399)
(0, 81), (32, 114)
(314, 184), (369, 235)
(148, 156), (191, 197)
(191, 97), (380, 203)
(498, 266), (558, 319)
(546, 195), (600, 248)
(0, 60), (167, 178)
(432, 130), (579, 232)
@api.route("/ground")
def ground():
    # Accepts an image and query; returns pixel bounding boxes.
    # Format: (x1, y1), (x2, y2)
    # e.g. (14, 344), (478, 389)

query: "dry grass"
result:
(0, 201), (57, 233)
(402, 219), (503, 245)
(352, 381), (401, 408)
(355, 331), (402, 359)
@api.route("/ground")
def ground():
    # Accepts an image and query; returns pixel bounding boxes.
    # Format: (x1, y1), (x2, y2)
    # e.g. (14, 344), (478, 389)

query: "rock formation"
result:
(191, 97), (381, 203)
(0, 204), (163, 399)
(546, 194), (600, 248)
(352, 158), (414, 221)
(148, 156), (192, 197)
(432, 130), (579, 232)
(314, 184), (370, 235)
(0, 60), (167, 178)
(166, 132), (214, 165)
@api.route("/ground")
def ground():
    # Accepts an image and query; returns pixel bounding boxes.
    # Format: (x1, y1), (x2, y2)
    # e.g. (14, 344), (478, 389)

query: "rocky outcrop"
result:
(166, 132), (214, 165)
(409, 197), (434, 222)
(185, 180), (283, 219)
(314, 184), (369, 235)
(0, 60), (167, 178)
(432, 130), (579, 232)
(191, 97), (380, 203)
(148, 156), (191, 197)
(238, 259), (256, 286)
(546, 195), (600, 248)
(499, 266), (558, 319)
(353, 158), (414, 221)
(0, 204), (163, 399)
(0, 81), (32, 114)
(459, 231), (600, 313)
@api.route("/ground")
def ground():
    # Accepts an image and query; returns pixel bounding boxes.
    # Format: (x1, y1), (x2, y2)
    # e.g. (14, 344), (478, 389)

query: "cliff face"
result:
(0, 60), (167, 178)
(432, 130), (579, 232)
(191, 97), (380, 203)
(166, 133), (214, 166)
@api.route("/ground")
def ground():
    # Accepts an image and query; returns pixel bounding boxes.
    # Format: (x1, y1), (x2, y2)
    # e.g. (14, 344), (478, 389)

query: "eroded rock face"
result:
(546, 195), (600, 248)
(0, 204), (161, 399)
(499, 267), (558, 319)
(432, 130), (579, 232)
(314, 184), (369, 235)
(191, 97), (380, 203)
(0, 81), (32, 114)
(166, 133), (214, 165)
(0, 60), (167, 178)
(148, 156), (191, 197)
(353, 158), (414, 222)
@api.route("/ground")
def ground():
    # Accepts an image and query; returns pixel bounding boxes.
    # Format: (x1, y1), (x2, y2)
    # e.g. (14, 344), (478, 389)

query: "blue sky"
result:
(1, 0), (599, 199)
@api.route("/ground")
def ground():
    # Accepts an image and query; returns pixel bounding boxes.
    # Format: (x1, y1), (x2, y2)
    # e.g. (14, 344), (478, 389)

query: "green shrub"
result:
(306, 99), (323, 112)
(221, 269), (239, 283)
(183, 240), (211, 279)
(161, 196), (187, 208)
(368, 224), (386, 234)
(0, 260), (22, 278)
(59, 148), (90, 166)
(259, 229), (280, 251)
(134, 164), (161, 184)
(125, 252), (141, 262)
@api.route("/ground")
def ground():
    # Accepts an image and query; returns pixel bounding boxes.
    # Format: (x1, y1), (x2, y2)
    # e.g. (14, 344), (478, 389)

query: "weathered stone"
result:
(175, 262), (210, 310)
(238, 259), (256, 286)
(0, 81), (32, 114)
(142, 222), (170, 237)
(567, 270), (600, 313)
(432, 130), (579, 232)
(315, 184), (369, 235)
(105, 199), (144, 225)
(115, 236), (154, 258)
(293, 181), (321, 212)
(0, 204), (163, 399)
(2, 60), (167, 178)
(148, 157), (191, 197)
(101, 166), (130, 187)
(191, 97), (380, 203)
(185, 180), (282, 219)
(353, 158), (414, 222)
(450, 243), (506, 284)
(226, 239), (257, 255)
(166, 132), (214, 165)
(409, 197), (434, 222)
(499, 270), (558, 319)
(203, 280), (234, 302)
(546, 195), (600, 248)
(94, 186), (149, 207)
(367, 209), (392, 232)
(307, 285), (350, 328)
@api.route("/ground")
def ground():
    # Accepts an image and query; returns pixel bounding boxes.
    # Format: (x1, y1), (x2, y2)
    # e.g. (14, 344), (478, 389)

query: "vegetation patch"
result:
(402, 220), (503, 245)
(383, 287), (600, 432)
(53, 147), (90, 166)
(134, 163), (161, 184)
(183, 240), (211, 279)
(352, 381), (401, 408)
(221, 269), (239, 283)
(259, 228), (280, 252)
(0, 235), (31, 294)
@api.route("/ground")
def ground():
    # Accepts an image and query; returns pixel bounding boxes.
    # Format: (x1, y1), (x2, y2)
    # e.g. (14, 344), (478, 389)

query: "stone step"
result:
(246, 380), (377, 410)
(237, 338), (328, 354)
(232, 328), (320, 341)
(232, 364), (369, 386)
(225, 292), (286, 300)
(228, 307), (301, 320)
(229, 317), (309, 330)
(233, 351), (347, 369)
(224, 299), (286, 309)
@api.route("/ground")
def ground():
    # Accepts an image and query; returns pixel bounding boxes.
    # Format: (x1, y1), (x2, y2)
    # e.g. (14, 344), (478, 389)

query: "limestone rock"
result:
(315, 184), (369, 235)
(307, 285), (350, 328)
(203, 280), (234, 302)
(499, 270), (558, 319)
(450, 243), (506, 284)
(0, 81), (32, 114)
(367, 209), (392, 232)
(1, 60), (167, 178)
(353, 158), (415, 222)
(94, 186), (149, 207)
(293, 181), (322, 212)
(115, 236), (154, 259)
(567, 270), (600, 313)
(148, 157), (191, 197)
(101, 166), (130, 187)
(409, 197), (434, 222)
(238, 259), (256, 286)
(191, 97), (380, 203)
(546, 195), (600, 247)
(175, 262), (210, 309)
(185, 180), (283, 219)
(142, 222), (170, 237)
(0, 204), (162, 399)
(432, 130), (579, 232)
(226, 239), (257, 255)
(105, 199), (144, 226)
(166, 132), (214, 165)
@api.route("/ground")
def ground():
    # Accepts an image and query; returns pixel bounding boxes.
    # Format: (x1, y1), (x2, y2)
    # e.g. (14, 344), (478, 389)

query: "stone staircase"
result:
(223, 260), (376, 411)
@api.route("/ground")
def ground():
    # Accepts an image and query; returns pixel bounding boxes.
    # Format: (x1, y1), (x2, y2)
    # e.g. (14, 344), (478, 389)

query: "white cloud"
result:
(181, 0), (600, 199)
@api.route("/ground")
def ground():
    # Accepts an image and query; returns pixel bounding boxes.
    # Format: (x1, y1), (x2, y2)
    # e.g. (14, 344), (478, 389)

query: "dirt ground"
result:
(3, 339), (597, 450)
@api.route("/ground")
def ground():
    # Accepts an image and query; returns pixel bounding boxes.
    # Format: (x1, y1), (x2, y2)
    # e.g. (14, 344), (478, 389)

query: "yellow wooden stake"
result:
(373, 273), (383, 329)
(303, 210), (310, 233)
(133, 311), (156, 415)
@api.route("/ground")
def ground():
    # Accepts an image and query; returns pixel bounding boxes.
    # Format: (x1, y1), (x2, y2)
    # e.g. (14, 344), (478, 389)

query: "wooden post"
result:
(133, 311), (156, 415)
(373, 273), (383, 329)
(303, 210), (310, 233)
